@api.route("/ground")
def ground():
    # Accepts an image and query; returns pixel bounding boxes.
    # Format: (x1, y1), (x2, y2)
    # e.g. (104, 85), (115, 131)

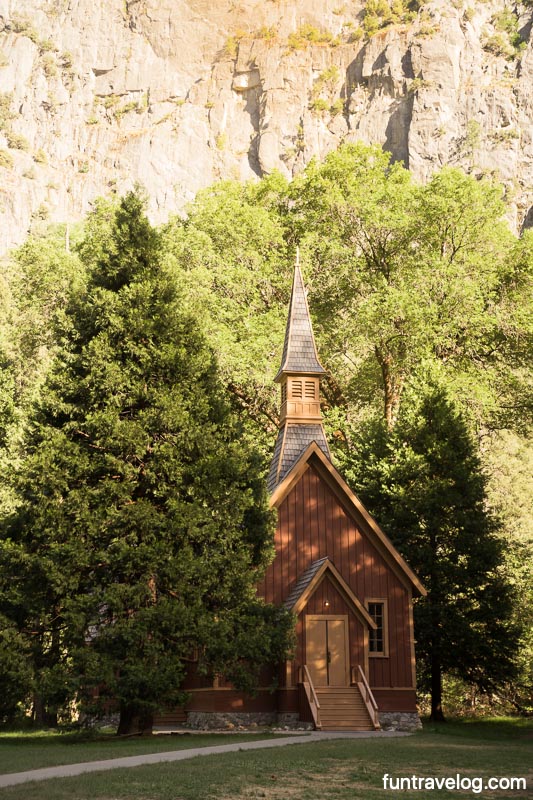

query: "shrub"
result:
(0, 93), (14, 130)
(348, 27), (364, 42)
(483, 32), (516, 58)
(408, 77), (433, 93)
(33, 148), (47, 163)
(11, 14), (39, 43)
(490, 128), (520, 145)
(363, 0), (419, 37)
(42, 53), (58, 77)
(32, 203), (49, 220)
(0, 149), (13, 168)
(38, 38), (56, 53)
(5, 130), (29, 150)
(287, 24), (340, 50)
(309, 97), (330, 113)
(255, 26), (277, 41)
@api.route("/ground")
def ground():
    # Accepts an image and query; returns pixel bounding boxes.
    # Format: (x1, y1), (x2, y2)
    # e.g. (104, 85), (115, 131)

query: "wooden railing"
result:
(355, 665), (380, 729)
(299, 665), (321, 730)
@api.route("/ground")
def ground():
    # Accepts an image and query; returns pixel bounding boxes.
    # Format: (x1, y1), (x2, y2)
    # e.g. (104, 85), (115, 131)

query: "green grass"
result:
(0, 730), (286, 775)
(0, 718), (531, 799)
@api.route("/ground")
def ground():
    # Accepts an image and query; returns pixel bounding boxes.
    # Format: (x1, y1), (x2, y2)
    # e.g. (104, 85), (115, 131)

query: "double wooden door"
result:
(306, 615), (349, 687)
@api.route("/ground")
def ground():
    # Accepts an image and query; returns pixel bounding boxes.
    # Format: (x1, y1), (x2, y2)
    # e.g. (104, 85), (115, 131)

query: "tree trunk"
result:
(32, 695), (58, 728)
(375, 346), (403, 430)
(32, 693), (45, 726)
(117, 705), (153, 736)
(430, 648), (445, 722)
(117, 705), (136, 735)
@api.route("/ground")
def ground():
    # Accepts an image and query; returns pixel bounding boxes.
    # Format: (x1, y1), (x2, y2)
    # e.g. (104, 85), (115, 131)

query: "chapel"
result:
(156, 261), (426, 731)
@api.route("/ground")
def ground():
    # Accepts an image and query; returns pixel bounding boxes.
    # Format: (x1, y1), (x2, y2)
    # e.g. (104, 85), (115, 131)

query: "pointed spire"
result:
(274, 257), (326, 382)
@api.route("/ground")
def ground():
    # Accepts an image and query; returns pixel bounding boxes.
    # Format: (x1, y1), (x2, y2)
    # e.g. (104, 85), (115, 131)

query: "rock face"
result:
(0, 0), (532, 253)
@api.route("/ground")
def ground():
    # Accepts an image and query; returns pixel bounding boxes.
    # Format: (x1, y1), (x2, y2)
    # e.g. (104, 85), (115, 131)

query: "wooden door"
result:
(306, 616), (348, 687)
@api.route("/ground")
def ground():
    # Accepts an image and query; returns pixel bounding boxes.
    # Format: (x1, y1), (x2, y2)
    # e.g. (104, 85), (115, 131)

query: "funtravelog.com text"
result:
(382, 773), (527, 794)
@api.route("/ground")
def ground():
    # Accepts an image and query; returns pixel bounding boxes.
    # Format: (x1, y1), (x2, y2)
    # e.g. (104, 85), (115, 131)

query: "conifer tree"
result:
(343, 385), (520, 720)
(0, 191), (292, 732)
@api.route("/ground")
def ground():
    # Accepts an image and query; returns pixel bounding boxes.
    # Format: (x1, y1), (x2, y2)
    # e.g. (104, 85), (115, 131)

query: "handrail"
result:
(357, 665), (378, 710)
(300, 665), (321, 730)
(356, 665), (380, 729)
(303, 665), (320, 711)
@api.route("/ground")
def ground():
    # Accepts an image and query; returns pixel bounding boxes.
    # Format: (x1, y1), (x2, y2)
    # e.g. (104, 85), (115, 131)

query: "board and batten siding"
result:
(257, 464), (415, 690)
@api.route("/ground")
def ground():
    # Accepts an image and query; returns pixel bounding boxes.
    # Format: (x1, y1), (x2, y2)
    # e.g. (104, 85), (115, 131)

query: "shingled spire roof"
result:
(268, 257), (331, 493)
(274, 258), (326, 382)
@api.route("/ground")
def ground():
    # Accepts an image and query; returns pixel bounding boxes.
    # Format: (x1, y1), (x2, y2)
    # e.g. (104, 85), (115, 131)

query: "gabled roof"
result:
(284, 557), (377, 628)
(267, 423), (331, 494)
(274, 263), (326, 382)
(270, 443), (427, 598)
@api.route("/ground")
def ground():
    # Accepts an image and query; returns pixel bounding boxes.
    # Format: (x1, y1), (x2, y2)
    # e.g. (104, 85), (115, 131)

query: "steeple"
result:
(268, 256), (331, 493)
(275, 251), (327, 383)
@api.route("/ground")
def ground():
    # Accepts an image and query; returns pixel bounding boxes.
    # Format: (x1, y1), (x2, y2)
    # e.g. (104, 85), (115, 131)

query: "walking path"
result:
(0, 730), (410, 787)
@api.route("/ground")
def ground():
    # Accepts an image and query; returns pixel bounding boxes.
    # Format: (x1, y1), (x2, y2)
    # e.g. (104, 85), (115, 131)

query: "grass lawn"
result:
(0, 718), (531, 799)
(0, 730), (287, 775)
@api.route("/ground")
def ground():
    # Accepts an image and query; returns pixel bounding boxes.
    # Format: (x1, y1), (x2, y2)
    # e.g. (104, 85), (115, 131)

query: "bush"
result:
(0, 93), (14, 130)
(11, 14), (39, 43)
(0, 149), (13, 168)
(287, 24), (340, 50)
(483, 32), (516, 59)
(5, 130), (30, 151)
(33, 148), (48, 163)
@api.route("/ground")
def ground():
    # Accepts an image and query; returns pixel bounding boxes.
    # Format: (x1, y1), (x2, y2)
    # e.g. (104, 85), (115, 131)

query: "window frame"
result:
(365, 598), (389, 658)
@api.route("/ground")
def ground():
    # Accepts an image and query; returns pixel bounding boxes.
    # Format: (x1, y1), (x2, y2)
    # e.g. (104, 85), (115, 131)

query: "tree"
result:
(161, 175), (291, 440)
(0, 191), (292, 733)
(0, 614), (33, 722)
(288, 144), (531, 431)
(0, 225), (86, 519)
(341, 384), (520, 720)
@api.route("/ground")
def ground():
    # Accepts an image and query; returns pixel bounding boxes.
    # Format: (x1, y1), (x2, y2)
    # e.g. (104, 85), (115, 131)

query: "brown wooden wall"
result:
(291, 575), (365, 687)
(257, 464), (415, 690)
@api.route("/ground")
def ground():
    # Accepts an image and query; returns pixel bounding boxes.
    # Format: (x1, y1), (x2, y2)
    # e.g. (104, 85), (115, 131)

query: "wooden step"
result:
(314, 684), (375, 731)
(322, 726), (373, 731)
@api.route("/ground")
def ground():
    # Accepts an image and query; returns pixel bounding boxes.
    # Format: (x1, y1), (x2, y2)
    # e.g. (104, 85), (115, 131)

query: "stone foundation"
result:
(378, 712), (422, 732)
(275, 713), (313, 730)
(186, 711), (276, 730)
(185, 710), (314, 730)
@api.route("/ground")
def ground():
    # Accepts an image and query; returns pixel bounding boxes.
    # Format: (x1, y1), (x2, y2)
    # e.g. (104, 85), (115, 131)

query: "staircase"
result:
(315, 686), (376, 731)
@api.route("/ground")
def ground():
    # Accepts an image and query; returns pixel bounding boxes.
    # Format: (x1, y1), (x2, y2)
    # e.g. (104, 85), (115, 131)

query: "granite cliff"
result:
(0, 0), (532, 253)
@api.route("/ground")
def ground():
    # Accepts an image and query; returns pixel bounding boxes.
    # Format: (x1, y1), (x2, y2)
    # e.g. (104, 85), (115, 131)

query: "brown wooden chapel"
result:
(156, 262), (426, 732)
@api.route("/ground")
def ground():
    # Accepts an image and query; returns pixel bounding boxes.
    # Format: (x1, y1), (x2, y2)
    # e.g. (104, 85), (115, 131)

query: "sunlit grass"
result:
(0, 717), (530, 800)
(0, 729), (286, 775)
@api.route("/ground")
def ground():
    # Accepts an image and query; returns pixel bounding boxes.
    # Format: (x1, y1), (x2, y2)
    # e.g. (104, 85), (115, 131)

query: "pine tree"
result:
(0, 192), (292, 733)
(343, 385), (520, 720)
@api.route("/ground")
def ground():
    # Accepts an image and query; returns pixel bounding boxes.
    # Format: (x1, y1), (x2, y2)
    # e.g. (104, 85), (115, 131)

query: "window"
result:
(281, 382), (287, 403)
(366, 599), (388, 657)
(292, 380), (303, 398)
